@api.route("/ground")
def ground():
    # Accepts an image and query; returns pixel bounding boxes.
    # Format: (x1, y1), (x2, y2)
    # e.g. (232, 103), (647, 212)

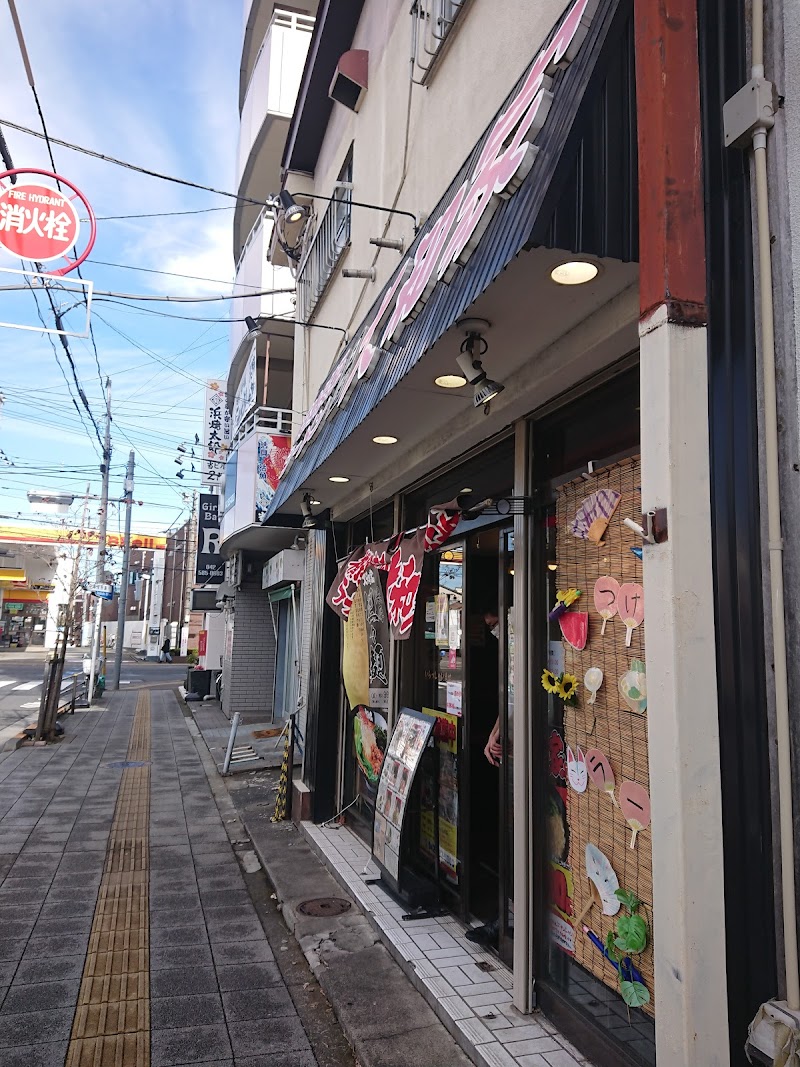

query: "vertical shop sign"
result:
(255, 433), (292, 521)
(202, 380), (231, 488)
(362, 567), (390, 708)
(195, 494), (223, 585)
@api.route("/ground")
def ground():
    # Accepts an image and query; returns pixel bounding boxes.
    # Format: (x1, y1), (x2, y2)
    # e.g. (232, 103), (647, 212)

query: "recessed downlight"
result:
(435, 374), (467, 389)
(550, 260), (599, 286)
(329, 476), (350, 483)
(373, 435), (398, 445)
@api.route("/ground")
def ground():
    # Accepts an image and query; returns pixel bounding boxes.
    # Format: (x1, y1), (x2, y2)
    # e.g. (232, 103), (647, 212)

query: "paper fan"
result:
(569, 489), (621, 544)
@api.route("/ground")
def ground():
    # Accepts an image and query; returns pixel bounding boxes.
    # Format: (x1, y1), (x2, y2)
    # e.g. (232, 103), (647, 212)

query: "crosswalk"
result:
(0, 678), (42, 692)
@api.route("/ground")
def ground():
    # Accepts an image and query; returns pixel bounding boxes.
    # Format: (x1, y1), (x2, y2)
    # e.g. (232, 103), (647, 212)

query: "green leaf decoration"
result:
(620, 981), (650, 1008)
(615, 914), (648, 954)
(614, 888), (641, 912)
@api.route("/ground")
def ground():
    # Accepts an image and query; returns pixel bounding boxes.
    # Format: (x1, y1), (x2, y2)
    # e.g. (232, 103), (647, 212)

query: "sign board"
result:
(0, 169), (96, 277)
(195, 494), (224, 586)
(255, 433), (291, 522)
(262, 548), (304, 590)
(0, 524), (167, 550)
(92, 583), (114, 601)
(372, 708), (435, 892)
(231, 343), (257, 438)
(283, 0), (596, 472)
(201, 380), (231, 488)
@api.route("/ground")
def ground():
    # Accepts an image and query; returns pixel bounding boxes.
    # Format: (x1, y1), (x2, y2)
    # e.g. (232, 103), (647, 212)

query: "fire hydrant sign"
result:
(0, 183), (81, 262)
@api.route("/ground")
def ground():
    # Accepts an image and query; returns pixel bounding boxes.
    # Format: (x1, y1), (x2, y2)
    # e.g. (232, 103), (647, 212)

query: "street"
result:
(0, 653), (187, 751)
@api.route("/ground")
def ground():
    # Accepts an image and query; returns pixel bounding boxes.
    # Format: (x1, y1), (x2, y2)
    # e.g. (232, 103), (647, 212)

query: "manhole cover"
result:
(297, 897), (352, 917)
(107, 760), (150, 769)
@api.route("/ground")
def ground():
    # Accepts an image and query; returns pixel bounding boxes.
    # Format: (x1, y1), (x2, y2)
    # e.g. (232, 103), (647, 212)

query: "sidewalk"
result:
(0, 689), (355, 1067)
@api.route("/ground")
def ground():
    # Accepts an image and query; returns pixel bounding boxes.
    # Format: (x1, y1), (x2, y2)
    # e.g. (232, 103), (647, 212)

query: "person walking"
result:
(159, 638), (172, 663)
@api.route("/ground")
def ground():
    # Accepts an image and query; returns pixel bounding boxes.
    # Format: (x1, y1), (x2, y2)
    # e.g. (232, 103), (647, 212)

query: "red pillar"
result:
(634, 0), (707, 325)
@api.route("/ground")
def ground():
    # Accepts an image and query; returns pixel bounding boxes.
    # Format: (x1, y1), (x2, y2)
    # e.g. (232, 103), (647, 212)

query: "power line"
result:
(0, 117), (271, 210)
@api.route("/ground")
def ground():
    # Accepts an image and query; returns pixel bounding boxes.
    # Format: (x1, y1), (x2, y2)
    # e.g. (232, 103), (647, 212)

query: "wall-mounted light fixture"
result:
(454, 318), (505, 409)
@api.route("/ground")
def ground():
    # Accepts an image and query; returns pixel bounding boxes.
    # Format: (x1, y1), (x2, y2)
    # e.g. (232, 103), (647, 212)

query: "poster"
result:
(255, 433), (291, 521)
(342, 585), (369, 709)
(372, 708), (435, 892)
(362, 567), (389, 708)
(445, 681), (462, 717)
(419, 709), (459, 882)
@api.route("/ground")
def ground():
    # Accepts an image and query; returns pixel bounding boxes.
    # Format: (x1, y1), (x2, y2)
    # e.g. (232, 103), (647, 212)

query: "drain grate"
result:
(297, 897), (352, 917)
(107, 760), (150, 769)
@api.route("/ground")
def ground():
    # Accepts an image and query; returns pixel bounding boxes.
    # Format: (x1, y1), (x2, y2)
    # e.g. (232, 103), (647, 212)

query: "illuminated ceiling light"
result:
(434, 374), (467, 389)
(278, 189), (309, 225)
(373, 435), (398, 445)
(329, 475), (350, 483)
(550, 260), (599, 286)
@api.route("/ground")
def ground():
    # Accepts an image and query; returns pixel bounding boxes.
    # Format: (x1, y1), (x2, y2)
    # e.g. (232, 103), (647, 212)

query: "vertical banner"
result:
(255, 433), (291, 521)
(231, 343), (257, 437)
(202, 380), (231, 489)
(195, 494), (224, 585)
(361, 567), (389, 709)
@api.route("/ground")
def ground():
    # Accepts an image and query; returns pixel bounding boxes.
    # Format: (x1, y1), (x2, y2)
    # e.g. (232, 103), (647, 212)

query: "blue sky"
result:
(0, 0), (243, 540)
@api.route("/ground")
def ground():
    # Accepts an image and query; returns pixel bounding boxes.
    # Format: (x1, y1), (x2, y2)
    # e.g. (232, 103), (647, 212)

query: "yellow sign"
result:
(342, 585), (369, 709)
(0, 524), (167, 550)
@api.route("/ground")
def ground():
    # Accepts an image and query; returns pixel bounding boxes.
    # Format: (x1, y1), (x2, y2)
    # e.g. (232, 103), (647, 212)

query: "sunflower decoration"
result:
(557, 672), (579, 706)
(541, 668), (559, 694)
(541, 668), (581, 706)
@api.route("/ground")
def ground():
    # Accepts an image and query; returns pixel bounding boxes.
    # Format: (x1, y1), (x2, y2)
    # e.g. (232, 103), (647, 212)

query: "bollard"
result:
(222, 713), (241, 776)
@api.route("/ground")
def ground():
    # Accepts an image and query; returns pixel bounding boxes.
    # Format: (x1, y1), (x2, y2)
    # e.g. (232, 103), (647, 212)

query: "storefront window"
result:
(533, 369), (655, 1065)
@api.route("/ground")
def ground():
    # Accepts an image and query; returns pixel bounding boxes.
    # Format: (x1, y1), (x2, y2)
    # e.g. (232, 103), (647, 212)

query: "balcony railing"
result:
(296, 183), (353, 321)
(412, 0), (467, 82)
(230, 406), (293, 451)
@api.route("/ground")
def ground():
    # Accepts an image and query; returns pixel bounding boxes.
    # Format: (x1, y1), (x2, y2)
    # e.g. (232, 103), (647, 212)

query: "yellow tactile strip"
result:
(66, 691), (152, 1067)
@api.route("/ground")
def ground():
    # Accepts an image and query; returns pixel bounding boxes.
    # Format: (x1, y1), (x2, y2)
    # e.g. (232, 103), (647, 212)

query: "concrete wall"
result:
(288, 0), (571, 412)
(221, 580), (277, 718)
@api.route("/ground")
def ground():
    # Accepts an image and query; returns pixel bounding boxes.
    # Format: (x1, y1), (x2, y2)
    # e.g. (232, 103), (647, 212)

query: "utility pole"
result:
(180, 491), (197, 657)
(88, 377), (112, 705)
(110, 452), (135, 691)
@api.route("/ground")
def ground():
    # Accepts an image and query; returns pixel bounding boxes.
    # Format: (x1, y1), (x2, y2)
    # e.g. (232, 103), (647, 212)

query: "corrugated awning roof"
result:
(270, 0), (636, 515)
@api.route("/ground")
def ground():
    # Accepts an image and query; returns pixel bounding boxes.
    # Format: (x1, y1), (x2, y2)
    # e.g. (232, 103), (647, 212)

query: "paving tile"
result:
(151, 992), (226, 1030)
(14, 952), (86, 984)
(206, 919), (265, 943)
(151, 965), (220, 998)
(151, 1022), (232, 1067)
(0, 1042), (69, 1066)
(2, 976), (80, 1012)
(221, 984), (295, 1022)
(213, 961), (282, 991)
(150, 944), (214, 972)
(150, 924), (210, 948)
(227, 1017), (311, 1060)
(0, 1005), (75, 1048)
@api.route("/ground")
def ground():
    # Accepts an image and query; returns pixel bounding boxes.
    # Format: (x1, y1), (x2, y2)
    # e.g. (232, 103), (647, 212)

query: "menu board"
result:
(372, 708), (435, 893)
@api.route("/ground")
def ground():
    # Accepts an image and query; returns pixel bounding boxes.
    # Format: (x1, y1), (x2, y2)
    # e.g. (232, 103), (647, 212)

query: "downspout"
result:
(749, 0), (800, 1017)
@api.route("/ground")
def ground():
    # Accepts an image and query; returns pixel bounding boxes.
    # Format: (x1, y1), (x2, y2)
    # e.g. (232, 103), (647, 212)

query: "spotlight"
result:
(278, 190), (309, 225)
(301, 492), (317, 529)
(454, 318), (504, 409)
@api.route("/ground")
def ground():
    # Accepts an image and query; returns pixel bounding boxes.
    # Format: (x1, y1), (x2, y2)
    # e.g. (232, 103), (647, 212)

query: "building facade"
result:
(244, 0), (800, 1065)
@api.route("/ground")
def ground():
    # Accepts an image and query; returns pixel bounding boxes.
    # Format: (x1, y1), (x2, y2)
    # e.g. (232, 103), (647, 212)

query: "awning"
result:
(219, 523), (301, 560)
(268, 0), (635, 517)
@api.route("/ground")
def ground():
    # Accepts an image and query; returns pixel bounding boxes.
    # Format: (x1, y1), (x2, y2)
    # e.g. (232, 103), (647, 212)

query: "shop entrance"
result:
(405, 519), (515, 968)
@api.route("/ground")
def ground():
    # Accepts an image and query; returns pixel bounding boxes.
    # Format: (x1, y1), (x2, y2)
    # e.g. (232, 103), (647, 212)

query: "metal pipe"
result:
(750, 0), (800, 1007)
(222, 712), (241, 775)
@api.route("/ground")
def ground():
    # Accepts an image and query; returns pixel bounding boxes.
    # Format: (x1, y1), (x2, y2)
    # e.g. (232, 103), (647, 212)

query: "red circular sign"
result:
(0, 181), (81, 263)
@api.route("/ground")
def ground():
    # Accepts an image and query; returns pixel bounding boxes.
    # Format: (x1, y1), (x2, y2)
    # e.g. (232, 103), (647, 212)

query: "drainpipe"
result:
(731, 0), (800, 1049)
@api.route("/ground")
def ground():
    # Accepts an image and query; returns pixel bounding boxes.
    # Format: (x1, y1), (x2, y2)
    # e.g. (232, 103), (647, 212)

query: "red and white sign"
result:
(0, 169), (96, 276)
(285, 0), (597, 468)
